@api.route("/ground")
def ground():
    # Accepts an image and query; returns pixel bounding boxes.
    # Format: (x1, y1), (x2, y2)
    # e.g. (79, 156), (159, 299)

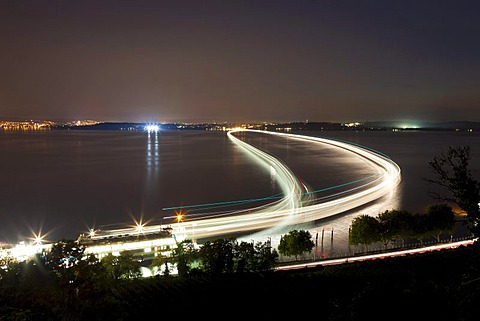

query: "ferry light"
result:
(175, 211), (183, 223)
(136, 223), (145, 234)
(34, 236), (43, 246)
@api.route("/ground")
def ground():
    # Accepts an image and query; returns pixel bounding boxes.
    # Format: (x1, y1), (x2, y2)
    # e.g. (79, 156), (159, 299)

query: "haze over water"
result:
(1, 129), (479, 249)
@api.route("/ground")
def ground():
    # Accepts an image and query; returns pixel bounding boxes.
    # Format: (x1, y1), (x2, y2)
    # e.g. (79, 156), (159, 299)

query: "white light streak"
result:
(2, 129), (402, 262)
(166, 129), (401, 239)
(275, 238), (478, 271)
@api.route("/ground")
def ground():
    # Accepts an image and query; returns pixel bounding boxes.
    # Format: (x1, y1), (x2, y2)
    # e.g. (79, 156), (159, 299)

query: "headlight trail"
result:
(275, 238), (478, 271)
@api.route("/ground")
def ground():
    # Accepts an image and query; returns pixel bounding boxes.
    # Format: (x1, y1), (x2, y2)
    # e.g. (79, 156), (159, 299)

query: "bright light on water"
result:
(145, 124), (160, 132)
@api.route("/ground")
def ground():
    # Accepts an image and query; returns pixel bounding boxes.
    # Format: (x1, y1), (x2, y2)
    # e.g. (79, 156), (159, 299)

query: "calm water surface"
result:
(1, 129), (479, 248)
(0, 130), (278, 244)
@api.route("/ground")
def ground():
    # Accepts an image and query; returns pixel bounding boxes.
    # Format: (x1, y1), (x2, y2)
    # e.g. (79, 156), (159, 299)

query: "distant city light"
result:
(343, 122), (362, 127)
(145, 124), (160, 133)
(398, 124), (418, 129)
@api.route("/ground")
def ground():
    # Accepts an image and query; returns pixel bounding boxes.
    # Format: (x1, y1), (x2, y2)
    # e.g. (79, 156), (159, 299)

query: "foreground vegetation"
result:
(1, 239), (479, 320)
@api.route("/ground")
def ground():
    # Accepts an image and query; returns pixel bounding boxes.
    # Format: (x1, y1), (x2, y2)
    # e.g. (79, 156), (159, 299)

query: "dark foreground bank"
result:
(1, 241), (479, 321)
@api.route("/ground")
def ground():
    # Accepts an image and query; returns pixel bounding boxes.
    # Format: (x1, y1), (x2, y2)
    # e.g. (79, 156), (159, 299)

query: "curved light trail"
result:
(166, 128), (401, 241)
(75, 128), (401, 243)
(2, 128), (402, 263)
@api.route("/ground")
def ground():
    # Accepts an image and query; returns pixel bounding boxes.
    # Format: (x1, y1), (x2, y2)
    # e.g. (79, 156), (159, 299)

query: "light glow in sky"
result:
(1, 1), (480, 123)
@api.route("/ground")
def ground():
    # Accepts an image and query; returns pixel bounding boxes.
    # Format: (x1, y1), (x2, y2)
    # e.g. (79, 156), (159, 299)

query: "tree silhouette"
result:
(349, 215), (381, 251)
(425, 146), (480, 236)
(278, 229), (315, 260)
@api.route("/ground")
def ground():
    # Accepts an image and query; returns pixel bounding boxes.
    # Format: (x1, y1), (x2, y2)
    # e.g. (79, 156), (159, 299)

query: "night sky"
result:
(1, 1), (480, 124)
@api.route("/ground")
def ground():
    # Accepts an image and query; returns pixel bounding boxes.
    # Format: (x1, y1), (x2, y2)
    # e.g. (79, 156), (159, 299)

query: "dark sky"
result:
(1, 1), (480, 124)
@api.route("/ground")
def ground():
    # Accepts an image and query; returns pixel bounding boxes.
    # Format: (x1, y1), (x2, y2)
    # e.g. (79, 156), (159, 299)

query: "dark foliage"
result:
(1, 241), (479, 320)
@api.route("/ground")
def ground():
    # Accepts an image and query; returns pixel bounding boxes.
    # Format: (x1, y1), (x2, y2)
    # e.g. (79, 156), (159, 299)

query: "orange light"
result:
(175, 210), (183, 223)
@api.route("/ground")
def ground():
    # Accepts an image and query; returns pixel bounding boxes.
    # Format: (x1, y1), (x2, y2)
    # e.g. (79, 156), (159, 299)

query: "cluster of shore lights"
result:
(145, 124), (160, 133)
(2, 238), (51, 263)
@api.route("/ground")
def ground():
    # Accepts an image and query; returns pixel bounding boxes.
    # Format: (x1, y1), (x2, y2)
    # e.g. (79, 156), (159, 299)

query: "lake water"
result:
(1, 129), (479, 251)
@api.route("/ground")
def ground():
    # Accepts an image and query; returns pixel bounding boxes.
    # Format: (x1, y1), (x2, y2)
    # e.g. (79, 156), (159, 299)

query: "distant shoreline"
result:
(3, 119), (480, 132)
(2, 119), (480, 133)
